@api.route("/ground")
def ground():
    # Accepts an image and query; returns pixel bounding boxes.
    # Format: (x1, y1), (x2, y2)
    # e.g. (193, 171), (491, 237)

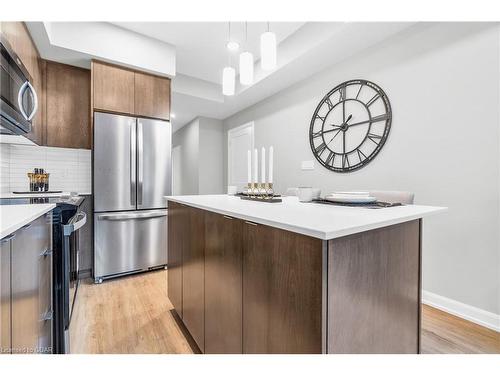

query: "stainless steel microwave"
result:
(0, 36), (38, 136)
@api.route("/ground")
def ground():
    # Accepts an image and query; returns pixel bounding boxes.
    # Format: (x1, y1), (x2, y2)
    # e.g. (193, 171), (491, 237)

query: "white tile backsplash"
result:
(0, 144), (91, 194)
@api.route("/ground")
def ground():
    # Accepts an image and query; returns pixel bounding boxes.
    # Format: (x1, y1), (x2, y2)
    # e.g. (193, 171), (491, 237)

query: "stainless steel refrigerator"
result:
(93, 112), (171, 283)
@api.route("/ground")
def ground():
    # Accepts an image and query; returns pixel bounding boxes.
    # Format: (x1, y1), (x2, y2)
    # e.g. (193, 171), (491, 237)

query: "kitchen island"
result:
(165, 195), (446, 354)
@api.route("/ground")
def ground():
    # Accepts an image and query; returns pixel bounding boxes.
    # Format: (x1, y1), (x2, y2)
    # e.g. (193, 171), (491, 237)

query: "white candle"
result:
(247, 150), (252, 184)
(253, 148), (258, 184)
(268, 146), (274, 183)
(261, 147), (266, 184)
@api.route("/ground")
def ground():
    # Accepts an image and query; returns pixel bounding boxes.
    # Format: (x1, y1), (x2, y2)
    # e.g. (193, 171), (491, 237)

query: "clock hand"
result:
(326, 129), (342, 145)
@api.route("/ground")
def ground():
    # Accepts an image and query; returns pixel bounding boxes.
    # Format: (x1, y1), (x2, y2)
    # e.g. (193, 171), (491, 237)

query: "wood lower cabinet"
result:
(167, 202), (184, 318)
(167, 202), (323, 354)
(92, 60), (135, 115)
(45, 61), (91, 149)
(204, 212), (243, 354)
(242, 221), (323, 354)
(181, 206), (205, 352)
(134, 72), (170, 120)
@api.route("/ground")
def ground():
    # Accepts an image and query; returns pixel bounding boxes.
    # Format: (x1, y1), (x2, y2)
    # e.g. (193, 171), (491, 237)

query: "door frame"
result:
(227, 121), (254, 187)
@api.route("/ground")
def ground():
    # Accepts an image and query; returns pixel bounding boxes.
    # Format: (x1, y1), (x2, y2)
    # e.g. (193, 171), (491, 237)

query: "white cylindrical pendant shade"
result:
(239, 51), (254, 85)
(222, 66), (235, 96)
(260, 31), (277, 70)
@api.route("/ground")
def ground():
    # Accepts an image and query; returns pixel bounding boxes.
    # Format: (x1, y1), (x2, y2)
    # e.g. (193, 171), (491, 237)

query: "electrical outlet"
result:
(301, 160), (315, 170)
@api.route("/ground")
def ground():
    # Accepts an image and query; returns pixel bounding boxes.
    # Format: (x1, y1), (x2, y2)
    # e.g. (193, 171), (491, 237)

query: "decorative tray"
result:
(312, 198), (402, 209)
(239, 196), (283, 203)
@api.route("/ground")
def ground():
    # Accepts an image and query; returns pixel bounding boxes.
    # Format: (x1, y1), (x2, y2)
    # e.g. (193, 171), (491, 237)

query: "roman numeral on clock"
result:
(325, 151), (335, 165)
(315, 142), (327, 156)
(367, 133), (382, 145)
(339, 85), (346, 101)
(342, 154), (349, 168)
(366, 93), (381, 107)
(357, 149), (367, 162)
(315, 114), (326, 122)
(325, 97), (334, 110)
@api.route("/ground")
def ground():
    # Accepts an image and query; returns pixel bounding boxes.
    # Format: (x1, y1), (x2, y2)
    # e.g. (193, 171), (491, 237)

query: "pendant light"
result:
(260, 22), (277, 70)
(239, 22), (254, 85)
(223, 22), (236, 96)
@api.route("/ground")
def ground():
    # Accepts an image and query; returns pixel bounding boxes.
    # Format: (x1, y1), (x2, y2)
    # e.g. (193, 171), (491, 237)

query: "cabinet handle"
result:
(244, 221), (258, 226)
(0, 233), (16, 243)
(40, 248), (53, 257)
(223, 215), (233, 220)
(19, 223), (32, 231)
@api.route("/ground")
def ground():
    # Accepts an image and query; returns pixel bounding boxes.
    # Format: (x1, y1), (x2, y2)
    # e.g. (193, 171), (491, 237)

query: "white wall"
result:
(199, 118), (225, 194)
(172, 118), (200, 195)
(172, 117), (224, 195)
(0, 144), (91, 194)
(223, 23), (500, 316)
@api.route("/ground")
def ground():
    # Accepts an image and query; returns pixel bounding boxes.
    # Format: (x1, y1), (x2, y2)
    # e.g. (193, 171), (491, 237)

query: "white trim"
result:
(227, 121), (255, 186)
(422, 290), (500, 332)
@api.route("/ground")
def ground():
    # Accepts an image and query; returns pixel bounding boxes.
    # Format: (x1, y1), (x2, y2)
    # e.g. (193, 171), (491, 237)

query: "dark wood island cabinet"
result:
(166, 196), (444, 354)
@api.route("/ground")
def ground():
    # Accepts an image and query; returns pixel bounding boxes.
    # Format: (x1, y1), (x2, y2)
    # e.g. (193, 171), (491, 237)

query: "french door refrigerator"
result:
(93, 112), (171, 283)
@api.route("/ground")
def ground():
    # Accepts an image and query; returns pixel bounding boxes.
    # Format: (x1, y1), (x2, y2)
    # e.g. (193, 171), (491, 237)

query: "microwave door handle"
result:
(137, 121), (143, 205)
(17, 81), (30, 120)
(25, 81), (38, 121)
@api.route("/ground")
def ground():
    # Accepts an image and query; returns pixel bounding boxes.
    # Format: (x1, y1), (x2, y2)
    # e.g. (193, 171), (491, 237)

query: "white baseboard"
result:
(422, 290), (500, 332)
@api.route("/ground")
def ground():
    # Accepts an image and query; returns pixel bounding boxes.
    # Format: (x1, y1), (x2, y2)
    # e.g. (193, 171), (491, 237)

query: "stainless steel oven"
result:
(0, 35), (38, 135)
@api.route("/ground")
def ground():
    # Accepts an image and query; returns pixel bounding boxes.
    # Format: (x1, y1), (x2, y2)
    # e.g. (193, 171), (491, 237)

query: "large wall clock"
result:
(309, 79), (392, 173)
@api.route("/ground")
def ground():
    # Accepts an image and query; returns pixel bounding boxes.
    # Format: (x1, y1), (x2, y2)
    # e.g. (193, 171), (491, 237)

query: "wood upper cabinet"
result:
(92, 60), (171, 120)
(242, 221), (323, 354)
(134, 72), (170, 120)
(167, 202), (184, 318)
(92, 61), (135, 115)
(204, 211), (243, 354)
(45, 61), (91, 149)
(181, 206), (205, 352)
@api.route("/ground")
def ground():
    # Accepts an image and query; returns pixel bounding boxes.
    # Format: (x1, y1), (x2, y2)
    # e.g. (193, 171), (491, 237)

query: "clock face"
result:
(309, 79), (392, 172)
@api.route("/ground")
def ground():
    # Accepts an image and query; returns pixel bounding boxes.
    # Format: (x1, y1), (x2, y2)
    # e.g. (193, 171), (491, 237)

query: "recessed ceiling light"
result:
(226, 41), (239, 51)
(170, 113), (176, 119)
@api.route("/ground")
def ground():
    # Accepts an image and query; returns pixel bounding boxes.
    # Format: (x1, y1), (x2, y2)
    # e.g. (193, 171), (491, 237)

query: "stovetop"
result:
(0, 195), (85, 206)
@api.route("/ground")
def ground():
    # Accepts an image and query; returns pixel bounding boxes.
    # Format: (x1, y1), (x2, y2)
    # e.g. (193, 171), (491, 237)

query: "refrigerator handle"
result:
(130, 120), (137, 206)
(137, 120), (144, 205)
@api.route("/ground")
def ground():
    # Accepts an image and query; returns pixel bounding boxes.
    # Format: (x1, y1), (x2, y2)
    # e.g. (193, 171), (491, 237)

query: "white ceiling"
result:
(111, 22), (304, 84)
(26, 22), (417, 131)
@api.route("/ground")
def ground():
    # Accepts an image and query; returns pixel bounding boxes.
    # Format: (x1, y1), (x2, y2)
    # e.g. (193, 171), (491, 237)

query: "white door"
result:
(172, 145), (182, 195)
(228, 122), (254, 191)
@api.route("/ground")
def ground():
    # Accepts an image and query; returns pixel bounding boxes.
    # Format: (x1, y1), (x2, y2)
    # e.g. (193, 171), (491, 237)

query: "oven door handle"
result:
(63, 211), (87, 236)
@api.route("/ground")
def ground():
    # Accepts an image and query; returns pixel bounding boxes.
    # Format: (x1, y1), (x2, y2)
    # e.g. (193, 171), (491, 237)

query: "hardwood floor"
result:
(421, 304), (500, 354)
(70, 270), (500, 354)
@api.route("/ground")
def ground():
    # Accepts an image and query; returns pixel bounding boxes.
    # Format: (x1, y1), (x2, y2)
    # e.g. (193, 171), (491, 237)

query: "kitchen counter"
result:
(166, 194), (446, 240)
(0, 204), (56, 239)
(0, 192), (91, 199)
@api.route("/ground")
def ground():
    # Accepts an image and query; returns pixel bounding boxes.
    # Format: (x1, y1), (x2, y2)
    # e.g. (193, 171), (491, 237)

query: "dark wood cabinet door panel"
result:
(327, 220), (421, 353)
(243, 222), (323, 354)
(181, 206), (205, 352)
(92, 61), (135, 115)
(45, 61), (91, 149)
(167, 201), (183, 318)
(134, 72), (170, 120)
(204, 212), (243, 354)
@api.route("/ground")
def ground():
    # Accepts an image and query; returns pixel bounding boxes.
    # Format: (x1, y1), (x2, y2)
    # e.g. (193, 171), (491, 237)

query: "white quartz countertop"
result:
(0, 204), (56, 239)
(165, 195), (447, 240)
(0, 192), (91, 198)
